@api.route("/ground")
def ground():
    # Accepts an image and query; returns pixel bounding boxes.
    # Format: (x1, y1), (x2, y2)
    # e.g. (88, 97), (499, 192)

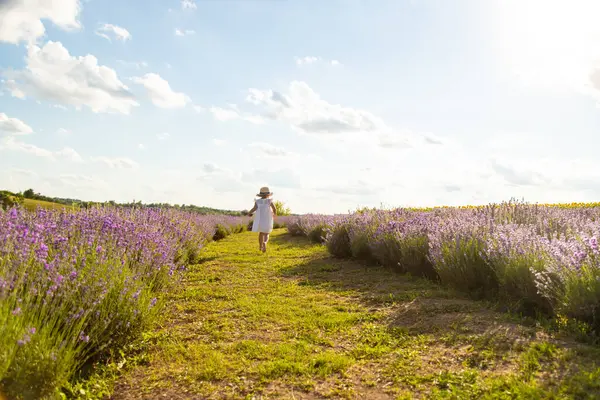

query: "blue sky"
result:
(1, 0), (600, 214)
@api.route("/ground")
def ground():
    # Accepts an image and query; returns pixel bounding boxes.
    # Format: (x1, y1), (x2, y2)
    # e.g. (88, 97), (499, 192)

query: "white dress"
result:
(252, 198), (274, 233)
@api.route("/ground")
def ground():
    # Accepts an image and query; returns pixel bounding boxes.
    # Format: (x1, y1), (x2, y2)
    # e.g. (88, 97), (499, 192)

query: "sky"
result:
(1, 0), (600, 214)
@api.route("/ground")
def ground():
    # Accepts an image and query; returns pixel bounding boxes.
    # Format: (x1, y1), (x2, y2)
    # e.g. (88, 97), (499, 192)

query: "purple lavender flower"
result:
(79, 332), (90, 343)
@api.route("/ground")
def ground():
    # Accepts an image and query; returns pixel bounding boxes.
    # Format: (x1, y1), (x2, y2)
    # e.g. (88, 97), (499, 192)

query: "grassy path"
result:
(111, 230), (600, 399)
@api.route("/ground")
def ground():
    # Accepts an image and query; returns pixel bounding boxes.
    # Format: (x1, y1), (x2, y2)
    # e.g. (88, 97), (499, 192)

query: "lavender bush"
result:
(0, 206), (247, 398)
(371, 212), (437, 279)
(483, 224), (554, 314)
(536, 232), (600, 330)
(427, 210), (498, 298)
(288, 200), (600, 332)
(286, 214), (330, 243)
(325, 219), (352, 258)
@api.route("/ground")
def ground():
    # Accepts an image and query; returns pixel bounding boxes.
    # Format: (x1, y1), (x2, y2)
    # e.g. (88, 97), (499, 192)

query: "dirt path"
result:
(110, 230), (600, 399)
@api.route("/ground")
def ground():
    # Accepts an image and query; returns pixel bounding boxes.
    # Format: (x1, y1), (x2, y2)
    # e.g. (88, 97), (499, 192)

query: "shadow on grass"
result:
(265, 230), (304, 249)
(275, 232), (450, 297)
(195, 255), (219, 264)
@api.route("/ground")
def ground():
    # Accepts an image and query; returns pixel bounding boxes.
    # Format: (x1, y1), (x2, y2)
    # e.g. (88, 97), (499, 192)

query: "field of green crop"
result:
(22, 198), (71, 211)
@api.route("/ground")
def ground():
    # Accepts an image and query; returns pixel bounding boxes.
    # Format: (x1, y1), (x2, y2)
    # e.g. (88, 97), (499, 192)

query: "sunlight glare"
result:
(493, 0), (600, 95)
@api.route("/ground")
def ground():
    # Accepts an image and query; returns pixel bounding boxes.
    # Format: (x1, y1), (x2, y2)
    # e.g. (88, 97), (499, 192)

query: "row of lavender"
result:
(288, 201), (600, 333)
(0, 206), (248, 399)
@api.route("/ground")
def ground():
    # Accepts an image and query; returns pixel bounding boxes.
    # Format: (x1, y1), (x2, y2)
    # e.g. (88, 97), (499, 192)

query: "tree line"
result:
(0, 188), (293, 216)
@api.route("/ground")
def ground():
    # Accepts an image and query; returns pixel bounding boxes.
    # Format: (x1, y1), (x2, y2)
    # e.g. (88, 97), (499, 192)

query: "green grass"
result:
(94, 230), (600, 399)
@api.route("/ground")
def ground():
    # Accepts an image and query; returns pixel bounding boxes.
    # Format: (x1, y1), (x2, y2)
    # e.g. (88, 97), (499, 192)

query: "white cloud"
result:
(3, 41), (139, 114)
(131, 73), (190, 108)
(213, 138), (226, 146)
(174, 29), (195, 36)
(95, 23), (131, 42)
(378, 132), (413, 149)
(423, 134), (444, 145)
(194, 162), (251, 193)
(202, 163), (220, 174)
(53, 174), (107, 189)
(294, 56), (343, 67)
(244, 82), (440, 153)
(246, 81), (384, 135)
(0, 0), (82, 44)
(295, 56), (319, 65)
(91, 156), (139, 169)
(249, 142), (289, 157)
(193, 105), (204, 113)
(243, 115), (265, 124)
(10, 168), (38, 178)
(489, 158), (548, 187)
(210, 107), (239, 121)
(0, 136), (82, 161)
(242, 168), (303, 189)
(56, 147), (83, 162)
(321, 180), (380, 197)
(194, 163), (252, 194)
(484, 155), (600, 195)
(181, 0), (197, 10)
(138, 143), (145, 150)
(56, 128), (70, 136)
(208, 106), (264, 124)
(0, 137), (53, 158)
(3, 79), (25, 99)
(0, 113), (33, 135)
(376, 130), (438, 150)
(156, 132), (170, 140)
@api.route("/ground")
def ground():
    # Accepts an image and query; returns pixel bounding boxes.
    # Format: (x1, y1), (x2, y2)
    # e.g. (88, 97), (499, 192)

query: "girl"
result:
(248, 186), (277, 252)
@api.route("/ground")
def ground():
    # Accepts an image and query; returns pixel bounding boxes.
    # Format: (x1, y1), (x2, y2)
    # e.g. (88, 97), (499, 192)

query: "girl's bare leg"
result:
(263, 233), (270, 252)
(258, 233), (264, 251)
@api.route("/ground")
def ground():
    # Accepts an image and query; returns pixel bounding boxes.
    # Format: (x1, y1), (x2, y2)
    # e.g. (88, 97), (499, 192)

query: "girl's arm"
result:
(248, 201), (258, 216)
(270, 200), (277, 216)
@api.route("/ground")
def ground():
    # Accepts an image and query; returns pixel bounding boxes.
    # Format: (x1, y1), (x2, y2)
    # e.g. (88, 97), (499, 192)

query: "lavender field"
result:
(0, 206), (248, 399)
(3, 200), (600, 399)
(287, 201), (600, 334)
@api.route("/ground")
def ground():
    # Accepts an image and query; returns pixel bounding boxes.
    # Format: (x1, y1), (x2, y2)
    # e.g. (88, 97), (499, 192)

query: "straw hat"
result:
(257, 186), (273, 197)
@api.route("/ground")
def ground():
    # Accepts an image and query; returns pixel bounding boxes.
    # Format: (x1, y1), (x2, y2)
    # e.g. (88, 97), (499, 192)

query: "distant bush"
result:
(273, 200), (291, 216)
(5, 187), (245, 216)
(213, 224), (231, 241)
(233, 223), (247, 233)
(0, 191), (23, 210)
